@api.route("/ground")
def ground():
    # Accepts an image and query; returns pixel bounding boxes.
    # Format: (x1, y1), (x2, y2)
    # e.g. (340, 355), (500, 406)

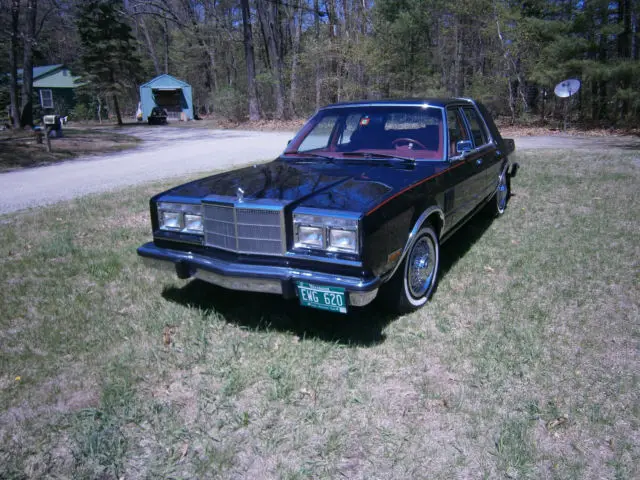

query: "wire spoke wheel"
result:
(407, 236), (436, 298)
(496, 173), (508, 214)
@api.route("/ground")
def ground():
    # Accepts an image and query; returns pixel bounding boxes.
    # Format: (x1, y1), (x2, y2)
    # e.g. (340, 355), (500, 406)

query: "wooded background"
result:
(1, 0), (639, 126)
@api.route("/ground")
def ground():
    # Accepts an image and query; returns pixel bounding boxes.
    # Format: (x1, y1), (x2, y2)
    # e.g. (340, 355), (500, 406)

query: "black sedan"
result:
(148, 106), (168, 125)
(138, 99), (517, 313)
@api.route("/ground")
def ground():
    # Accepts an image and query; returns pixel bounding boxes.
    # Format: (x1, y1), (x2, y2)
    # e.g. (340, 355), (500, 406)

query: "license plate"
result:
(296, 282), (347, 314)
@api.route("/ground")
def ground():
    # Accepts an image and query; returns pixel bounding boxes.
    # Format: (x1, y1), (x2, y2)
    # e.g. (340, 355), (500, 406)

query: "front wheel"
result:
(380, 225), (440, 314)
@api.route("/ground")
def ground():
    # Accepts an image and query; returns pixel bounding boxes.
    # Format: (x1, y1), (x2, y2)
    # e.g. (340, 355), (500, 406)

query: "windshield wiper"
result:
(286, 152), (338, 163)
(342, 151), (417, 164)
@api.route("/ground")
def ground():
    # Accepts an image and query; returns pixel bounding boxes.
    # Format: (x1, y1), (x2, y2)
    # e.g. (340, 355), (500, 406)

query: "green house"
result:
(18, 64), (83, 116)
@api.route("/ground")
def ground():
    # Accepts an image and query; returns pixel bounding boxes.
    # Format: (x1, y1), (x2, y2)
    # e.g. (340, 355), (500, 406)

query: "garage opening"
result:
(152, 88), (183, 121)
(139, 74), (194, 123)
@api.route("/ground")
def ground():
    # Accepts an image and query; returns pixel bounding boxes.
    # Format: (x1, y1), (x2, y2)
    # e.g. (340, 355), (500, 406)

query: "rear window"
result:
(462, 107), (489, 147)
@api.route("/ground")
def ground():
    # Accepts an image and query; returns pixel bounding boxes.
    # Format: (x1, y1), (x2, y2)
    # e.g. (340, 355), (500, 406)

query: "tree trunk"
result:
(289, 0), (302, 117)
(618, 0), (632, 59)
(633, 7), (639, 60)
(20, 0), (38, 127)
(257, 0), (287, 119)
(314, 0), (322, 109)
(454, 19), (464, 97)
(241, 0), (260, 121)
(8, 0), (20, 128)
(140, 17), (161, 76)
(205, 46), (218, 92)
(113, 94), (123, 125)
(164, 18), (170, 74)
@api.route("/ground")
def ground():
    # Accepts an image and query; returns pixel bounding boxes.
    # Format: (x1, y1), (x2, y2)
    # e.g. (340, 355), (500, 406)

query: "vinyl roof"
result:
(321, 98), (475, 109)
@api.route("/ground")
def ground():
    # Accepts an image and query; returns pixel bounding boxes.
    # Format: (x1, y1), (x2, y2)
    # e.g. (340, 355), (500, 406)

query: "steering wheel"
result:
(391, 137), (427, 150)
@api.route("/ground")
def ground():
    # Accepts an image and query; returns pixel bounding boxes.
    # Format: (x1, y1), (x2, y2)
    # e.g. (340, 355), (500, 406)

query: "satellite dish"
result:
(554, 79), (581, 98)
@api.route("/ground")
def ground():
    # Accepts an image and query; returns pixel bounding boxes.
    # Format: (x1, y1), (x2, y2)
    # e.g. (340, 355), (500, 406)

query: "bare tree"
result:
(242, 0), (261, 121)
(20, 0), (37, 127)
(139, 16), (162, 76)
(256, 0), (287, 119)
(8, 0), (20, 127)
(288, 1), (302, 116)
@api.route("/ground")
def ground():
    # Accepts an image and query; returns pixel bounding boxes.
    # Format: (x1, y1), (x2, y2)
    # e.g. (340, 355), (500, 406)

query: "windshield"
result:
(285, 105), (445, 161)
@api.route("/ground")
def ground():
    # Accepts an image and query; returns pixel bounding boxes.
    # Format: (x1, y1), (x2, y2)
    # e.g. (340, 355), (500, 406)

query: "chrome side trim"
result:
(321, 103), (448, 110)
(383, 206), (445, 282)
(195, 269), (283, 294)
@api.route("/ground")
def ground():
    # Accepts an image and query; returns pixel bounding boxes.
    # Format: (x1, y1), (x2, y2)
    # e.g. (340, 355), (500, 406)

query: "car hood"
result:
(158, 158), (446, 212)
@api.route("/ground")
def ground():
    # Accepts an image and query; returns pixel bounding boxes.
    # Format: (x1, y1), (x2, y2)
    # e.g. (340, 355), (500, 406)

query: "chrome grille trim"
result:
(203, 199), (286, 256)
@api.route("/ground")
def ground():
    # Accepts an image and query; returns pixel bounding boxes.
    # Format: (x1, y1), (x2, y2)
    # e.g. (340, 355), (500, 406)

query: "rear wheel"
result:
(380, 224), (440, 313)
(490, 169), (509, 216)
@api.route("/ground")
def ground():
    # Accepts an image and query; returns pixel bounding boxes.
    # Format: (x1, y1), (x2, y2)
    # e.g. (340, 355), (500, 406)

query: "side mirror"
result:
(456, 140), (473, 154)
(287, 139), (292, 146)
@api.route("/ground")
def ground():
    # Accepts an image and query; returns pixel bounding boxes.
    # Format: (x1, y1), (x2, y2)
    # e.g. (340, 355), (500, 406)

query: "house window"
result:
(40, 89), (53, 109)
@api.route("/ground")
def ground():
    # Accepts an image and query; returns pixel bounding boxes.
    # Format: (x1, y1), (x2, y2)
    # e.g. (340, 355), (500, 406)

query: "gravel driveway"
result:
(0, 128), (292, 215)
(1, 128), (638, 215)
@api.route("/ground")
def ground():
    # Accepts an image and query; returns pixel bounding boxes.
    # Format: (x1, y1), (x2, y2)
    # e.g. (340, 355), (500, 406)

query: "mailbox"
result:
(43, 115), (61, 130)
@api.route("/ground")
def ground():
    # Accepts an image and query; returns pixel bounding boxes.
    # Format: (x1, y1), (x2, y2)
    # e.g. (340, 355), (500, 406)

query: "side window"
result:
(446, 108), (470, 158)
(462, 107), (489, 147)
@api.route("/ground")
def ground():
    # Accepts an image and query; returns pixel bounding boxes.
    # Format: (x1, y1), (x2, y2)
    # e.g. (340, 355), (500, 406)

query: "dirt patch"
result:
(0, 128), (140, 172)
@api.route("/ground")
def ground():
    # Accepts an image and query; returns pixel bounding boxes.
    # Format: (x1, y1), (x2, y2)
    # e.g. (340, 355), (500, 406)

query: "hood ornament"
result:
(236, 187), (245, 203)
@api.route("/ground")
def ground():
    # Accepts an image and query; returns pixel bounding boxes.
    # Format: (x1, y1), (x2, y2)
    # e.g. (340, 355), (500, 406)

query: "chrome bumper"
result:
(138, 243), (379, 307)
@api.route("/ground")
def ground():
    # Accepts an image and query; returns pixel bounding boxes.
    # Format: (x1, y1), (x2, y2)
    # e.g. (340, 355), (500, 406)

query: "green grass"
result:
(0, 149), (638, 479)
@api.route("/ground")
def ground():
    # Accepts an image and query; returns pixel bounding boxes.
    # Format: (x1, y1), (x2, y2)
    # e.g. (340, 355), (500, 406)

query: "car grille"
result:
(203, 202), (285, 256)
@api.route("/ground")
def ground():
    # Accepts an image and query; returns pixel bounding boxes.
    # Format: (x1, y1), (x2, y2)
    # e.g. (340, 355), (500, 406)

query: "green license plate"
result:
(296, 282), (347, 314)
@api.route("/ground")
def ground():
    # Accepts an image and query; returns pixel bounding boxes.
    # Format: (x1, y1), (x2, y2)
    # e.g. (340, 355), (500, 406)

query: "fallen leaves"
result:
(546, 416), (568, 430)
(163, 325), (177, 346)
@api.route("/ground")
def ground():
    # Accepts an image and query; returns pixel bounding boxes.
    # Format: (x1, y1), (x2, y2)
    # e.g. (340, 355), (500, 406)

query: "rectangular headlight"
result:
(328, 228), (357, 253)
(161, 211), (182, 230)
(293, 211), (360, 254)
(297, 225), (324, 248)
(157, 202), (203, 235)
(184, 214), (203, 233)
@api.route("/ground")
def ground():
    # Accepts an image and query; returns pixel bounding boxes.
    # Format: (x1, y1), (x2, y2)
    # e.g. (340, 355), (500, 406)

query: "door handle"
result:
(476, 158), (483, 166)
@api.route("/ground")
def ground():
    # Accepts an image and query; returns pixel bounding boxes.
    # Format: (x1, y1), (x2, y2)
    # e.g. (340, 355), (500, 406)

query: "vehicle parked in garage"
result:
(138, 99), (518, 313)
(147, 107), (168, 125)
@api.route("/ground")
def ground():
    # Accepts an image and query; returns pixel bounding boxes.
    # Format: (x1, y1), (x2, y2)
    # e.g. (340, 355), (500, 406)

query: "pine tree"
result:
(76, 0), (141, 125)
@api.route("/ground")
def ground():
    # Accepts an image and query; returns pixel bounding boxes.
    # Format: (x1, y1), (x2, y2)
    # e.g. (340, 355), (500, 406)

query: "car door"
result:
(444, 106), (484, 227)
(461, 105), (497, 202)
(445, 106), (485, 224)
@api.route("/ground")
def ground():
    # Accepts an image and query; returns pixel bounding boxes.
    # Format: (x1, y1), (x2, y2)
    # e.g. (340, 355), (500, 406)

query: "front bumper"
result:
(137, 242), (380, 307)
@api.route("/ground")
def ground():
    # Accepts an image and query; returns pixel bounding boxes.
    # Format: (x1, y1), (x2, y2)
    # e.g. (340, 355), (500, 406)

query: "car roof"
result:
(319, 98), (475, 110)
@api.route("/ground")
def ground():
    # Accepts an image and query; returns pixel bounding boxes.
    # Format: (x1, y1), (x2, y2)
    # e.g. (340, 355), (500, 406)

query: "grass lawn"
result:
(0, 128), (141, 172)
(0, 149), (638, 479)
